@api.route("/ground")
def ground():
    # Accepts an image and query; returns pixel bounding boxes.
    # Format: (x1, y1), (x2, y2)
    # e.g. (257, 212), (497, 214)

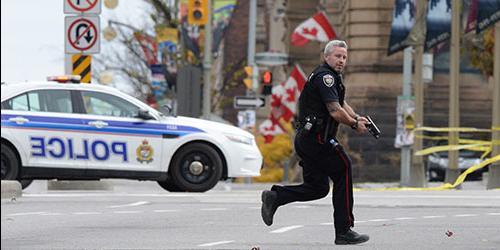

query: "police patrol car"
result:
(1, 76), (262, 192)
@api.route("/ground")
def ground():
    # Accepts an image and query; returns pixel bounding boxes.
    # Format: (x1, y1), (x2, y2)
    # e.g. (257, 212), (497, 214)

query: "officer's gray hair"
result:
(324, 40), (348, 55)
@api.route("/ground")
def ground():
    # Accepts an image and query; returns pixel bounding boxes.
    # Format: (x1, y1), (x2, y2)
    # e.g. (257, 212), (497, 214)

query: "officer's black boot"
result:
(261, 190), (278, 226)
(335, 229), (369, 245)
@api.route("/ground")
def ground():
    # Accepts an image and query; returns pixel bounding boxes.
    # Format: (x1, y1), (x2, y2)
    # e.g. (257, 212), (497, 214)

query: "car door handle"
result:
(9, 117), (29, 124)
(88, 121), (108, 128)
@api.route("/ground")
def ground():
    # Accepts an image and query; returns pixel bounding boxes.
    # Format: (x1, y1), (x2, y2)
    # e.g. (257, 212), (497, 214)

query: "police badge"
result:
(136, 140), (154, 163)
(323, 74), (335, 87)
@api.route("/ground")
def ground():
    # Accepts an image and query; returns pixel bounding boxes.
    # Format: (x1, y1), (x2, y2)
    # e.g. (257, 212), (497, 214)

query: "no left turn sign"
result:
(64, 0), (101, 14)
(65, 16), (100, 54)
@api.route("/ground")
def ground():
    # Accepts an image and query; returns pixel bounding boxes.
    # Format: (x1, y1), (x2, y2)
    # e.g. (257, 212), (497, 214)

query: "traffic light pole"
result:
(202, 0), (213, 118)
(248, 0), (258, 93)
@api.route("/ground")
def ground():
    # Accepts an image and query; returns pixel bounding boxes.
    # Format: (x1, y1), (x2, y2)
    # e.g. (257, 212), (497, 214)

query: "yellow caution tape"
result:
(354, 154), (500, 191)
(415, 143), (488, 156)
(443, 154), (500, 189)
(415, 127), (492, 133)
(352, 126), (500, 192)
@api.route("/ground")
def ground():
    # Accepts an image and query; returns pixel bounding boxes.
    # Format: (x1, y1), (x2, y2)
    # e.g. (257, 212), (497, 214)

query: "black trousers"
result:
(271, 131), (355, 233)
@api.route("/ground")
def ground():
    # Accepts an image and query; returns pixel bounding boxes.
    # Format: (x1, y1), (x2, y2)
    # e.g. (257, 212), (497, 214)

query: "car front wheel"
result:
(1, 144), (19, 181)
(168, 142), (223, 192)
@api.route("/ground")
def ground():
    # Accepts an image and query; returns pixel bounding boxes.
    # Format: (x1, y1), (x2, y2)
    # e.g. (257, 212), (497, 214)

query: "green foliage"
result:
(466, 27), (495, 77)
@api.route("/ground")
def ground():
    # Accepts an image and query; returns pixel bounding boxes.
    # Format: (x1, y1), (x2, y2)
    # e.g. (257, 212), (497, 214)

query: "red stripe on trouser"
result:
(336, 148), (352, 227)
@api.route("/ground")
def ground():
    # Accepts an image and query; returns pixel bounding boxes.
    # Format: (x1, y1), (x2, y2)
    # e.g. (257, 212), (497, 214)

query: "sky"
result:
(1, 0), (151, 84)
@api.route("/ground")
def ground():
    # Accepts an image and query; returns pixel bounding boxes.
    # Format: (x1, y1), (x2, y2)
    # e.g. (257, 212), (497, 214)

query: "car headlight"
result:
(224, 133), (254, 145)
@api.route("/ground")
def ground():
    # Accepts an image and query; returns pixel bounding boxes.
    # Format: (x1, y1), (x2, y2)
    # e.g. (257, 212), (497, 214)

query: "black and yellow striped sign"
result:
(72, 54), (91, 83)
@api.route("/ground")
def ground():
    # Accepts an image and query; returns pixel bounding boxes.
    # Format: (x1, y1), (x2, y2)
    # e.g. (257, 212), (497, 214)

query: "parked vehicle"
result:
(426, 142), (488, 182)
(1, 76), (263, 192)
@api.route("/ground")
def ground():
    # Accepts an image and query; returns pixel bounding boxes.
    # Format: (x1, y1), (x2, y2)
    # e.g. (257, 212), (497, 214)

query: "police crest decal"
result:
(136, 140), (154, 163)
(323, 74), (335, 87)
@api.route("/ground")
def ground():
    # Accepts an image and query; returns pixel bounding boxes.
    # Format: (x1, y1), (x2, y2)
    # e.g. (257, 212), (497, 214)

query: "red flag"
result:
(291, 12), (337, 46)
(259, 119), (285, 143)
(281, 65), (307, 122)
(465, 0), (478, 33)
(134, 32), (158, 65)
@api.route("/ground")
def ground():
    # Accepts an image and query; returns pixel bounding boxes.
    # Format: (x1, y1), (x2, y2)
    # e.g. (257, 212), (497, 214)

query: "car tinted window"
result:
(1, 90), (72, 113)
(81, 91), (140, 118)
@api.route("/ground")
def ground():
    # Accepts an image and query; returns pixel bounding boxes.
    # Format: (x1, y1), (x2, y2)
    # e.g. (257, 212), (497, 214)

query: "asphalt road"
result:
(1, 180), (500, 249)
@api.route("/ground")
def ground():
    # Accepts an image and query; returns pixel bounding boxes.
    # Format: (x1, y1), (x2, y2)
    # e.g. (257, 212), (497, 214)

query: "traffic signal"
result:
(243, 66), (253, 89)
(188, 0), (209, 26)
(261, 70), (272, 95)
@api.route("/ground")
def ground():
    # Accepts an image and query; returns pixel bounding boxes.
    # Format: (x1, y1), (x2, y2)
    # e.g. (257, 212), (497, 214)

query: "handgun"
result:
(366, 116), (381, 139)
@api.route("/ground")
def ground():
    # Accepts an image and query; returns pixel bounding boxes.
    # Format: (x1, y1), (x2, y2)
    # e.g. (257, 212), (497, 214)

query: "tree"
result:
(465, 27), (495, 77)
(95, 0), (178, 100)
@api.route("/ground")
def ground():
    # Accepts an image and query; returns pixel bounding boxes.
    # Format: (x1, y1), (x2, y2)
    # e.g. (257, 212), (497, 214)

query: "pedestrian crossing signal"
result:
(188, 0), (209, 26)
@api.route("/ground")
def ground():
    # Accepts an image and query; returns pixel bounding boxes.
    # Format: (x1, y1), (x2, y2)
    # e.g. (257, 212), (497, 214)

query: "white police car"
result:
(1, 76), (262, 192)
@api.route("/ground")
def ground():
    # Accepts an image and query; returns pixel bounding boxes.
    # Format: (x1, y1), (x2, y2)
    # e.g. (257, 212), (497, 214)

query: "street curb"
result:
(47, 180), (113, 191)
(1, 180), (22, 199)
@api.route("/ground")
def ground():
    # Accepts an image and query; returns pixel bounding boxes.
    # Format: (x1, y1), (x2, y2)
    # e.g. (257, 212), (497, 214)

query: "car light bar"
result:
(47, 75), (82, 83)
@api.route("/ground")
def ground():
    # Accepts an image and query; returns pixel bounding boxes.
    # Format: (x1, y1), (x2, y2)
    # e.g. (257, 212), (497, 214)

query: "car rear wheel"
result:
(1, 144), (19, 181)
(169, 142), (223, 192)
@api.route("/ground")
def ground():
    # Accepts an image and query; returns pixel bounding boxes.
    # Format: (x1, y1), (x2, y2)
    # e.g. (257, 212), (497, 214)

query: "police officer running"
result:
(261, 40), (370, 245)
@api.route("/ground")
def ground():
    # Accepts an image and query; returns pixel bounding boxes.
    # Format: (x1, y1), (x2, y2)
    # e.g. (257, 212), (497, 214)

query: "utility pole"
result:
(243, 0), (257, 184)
(487, 21), (500, 189)
(445, 0), (461, 184)
(410, 0), (426, 187)
(400, 47), (412, 186)
(202, 0), (213, 118)
(248, 0), (258, 93)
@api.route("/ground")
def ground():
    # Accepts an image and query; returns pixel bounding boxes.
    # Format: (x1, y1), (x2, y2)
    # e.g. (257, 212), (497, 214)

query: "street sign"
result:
(255, 52), (289, 66)
(65, 16), (100, 54)
(64, 0), (102, 14)
(234, 96), (265, 109)
(72, 54), (91, 83)
(237, 110), (256, 129)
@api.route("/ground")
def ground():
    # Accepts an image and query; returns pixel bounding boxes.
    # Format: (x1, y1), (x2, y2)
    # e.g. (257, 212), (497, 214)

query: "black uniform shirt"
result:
(298, 62), (345, 138)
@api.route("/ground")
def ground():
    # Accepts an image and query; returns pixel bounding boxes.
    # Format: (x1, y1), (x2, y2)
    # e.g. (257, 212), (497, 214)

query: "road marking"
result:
(200, 208), (228, 211)
(197, 240), (234, 247)
(394, 217), (415, 220)
(270, 225), (304, 233)
(487, 212), (500, 216)
(454, 214), (478, 217)
(320, 222), (333, 226)
(355, 220), (367, 224)
(248, 206), (261, 210)
(113, 211), (142, 214)
(293, 205), (312, 209)
(153, 210), (178, 213)
(72, 212), (102, 215)
(422, 215), (445, 219)
(6, 212), (47, 216)
(40, 213), (63, 216)
(108, 201), (149, 208)
(368, 219), (390, 222)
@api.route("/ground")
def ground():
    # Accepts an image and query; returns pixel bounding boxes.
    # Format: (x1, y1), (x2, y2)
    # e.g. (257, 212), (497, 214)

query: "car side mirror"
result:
(137, 110), (155, 120)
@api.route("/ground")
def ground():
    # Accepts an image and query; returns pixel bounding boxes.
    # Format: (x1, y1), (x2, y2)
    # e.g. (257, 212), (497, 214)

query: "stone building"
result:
(222, 0), (493, 181)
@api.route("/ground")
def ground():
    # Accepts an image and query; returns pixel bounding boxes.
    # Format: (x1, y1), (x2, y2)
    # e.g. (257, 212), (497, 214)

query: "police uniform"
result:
(270, 62), (355, 234)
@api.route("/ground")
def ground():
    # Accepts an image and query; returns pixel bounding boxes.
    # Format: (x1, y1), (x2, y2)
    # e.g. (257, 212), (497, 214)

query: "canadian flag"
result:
(259, 119), (286, 143)
(281, 65), (307, 122)
(291, 11), (337, 47)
